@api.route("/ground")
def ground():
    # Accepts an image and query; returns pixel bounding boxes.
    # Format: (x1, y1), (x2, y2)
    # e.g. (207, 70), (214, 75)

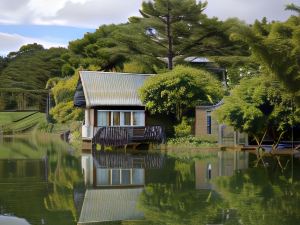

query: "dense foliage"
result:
(49, 71), (83, 123)
(231, 12), (300, 104)
(0, 44), (68, 111)
(66, 1), (248, 73)
(139, 66), (224, 121)
(0, 44), (67, 90)
(174, 117), (192, 137)
(214, 6), (300, 144)
(131, 0), (248, 70)
(215, 75), (299, 145)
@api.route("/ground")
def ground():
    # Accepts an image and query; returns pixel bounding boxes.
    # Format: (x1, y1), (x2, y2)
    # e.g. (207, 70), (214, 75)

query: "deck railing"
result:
(92, 126), (165, 147)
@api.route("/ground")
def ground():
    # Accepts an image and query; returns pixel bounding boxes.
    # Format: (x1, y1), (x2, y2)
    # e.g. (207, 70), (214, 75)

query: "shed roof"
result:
(79, 71), (152, 107)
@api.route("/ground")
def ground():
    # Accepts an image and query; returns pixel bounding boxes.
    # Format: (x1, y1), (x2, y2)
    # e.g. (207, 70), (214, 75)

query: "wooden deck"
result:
(92, 126), (165, 147)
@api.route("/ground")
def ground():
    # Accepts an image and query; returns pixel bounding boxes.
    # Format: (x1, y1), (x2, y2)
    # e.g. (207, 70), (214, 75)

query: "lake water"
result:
(0, 136), (299, 225)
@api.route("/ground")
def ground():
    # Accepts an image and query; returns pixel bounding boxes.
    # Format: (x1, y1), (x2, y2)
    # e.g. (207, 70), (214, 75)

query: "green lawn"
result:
(0, 112), (46, 134)
(0, 112), (36, 126)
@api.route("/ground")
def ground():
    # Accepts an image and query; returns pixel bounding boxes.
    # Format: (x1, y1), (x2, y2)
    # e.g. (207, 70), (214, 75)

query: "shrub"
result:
(174, 117), (192, 137)
(50, 101), (83, 123)
(168, 136), (217, 147)
(139, 65), (224, 121)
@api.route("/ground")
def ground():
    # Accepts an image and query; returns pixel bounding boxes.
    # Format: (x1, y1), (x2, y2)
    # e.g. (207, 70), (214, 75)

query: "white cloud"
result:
(0, 0), (298, 28)
(0, 0), (144, 28)
(28, 0), (88, 17)
(0, 0), (31, 25)
(205, 0), (299, 23)
(0, 32), (66, 56)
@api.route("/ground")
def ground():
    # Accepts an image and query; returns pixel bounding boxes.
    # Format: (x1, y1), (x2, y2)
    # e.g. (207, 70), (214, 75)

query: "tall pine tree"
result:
(131, 0), (239, 70)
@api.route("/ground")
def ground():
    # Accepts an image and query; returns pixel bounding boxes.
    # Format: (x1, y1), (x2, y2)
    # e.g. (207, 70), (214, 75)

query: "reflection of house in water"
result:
(195, 151), (249, 190)
(79, 151), (165, 224)
(0, 158), (48, 183)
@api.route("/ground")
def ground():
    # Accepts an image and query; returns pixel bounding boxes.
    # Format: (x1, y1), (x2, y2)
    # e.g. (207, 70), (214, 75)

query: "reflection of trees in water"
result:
(139, 184), (225, 225)
(214, 157), (300, 225)
(138, 156), (229, 225)
(0, 136), (83, 225)
(44, 141), (82, 222)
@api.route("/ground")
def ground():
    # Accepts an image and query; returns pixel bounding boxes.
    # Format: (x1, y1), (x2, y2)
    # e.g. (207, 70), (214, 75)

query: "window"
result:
(96, 168), (145, 186)
(97, 110), (145, 126)
(132, 169), (144, 185)
(124, 112), (131, 126)
(133, 112), (145, 126)
(112, 169), (121, 185)
(113, 112), (120, 126)
(97, 111), (110, 126)
(96, 168), (110, 185)
(121, 170), (131, 185)
(207, 111), (212, 134)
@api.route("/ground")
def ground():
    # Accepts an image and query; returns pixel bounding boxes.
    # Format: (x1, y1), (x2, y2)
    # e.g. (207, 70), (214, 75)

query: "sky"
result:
(0, 0), (298, 56)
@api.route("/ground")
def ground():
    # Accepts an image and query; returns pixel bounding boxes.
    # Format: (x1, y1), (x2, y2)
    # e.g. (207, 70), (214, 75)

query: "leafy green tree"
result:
(139, 65), (224, 121)
(67, 2), (248, 73)
(0, 45), (68, 111)
(50, 71), (83, 123)
(210, 56), (259, 87)
(61, 63), (75, 77)
(0, 45), (68, 90)
(230, 9), (300, 104)
(215, 75), (299, 146)
(68, 23), (166, 72)
(285, 3), (300, 14)
(0, 56), (9, 73)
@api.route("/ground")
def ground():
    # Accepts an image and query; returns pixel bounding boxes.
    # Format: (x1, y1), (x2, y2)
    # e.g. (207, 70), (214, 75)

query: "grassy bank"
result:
(0, 111), (47, 134)
(167, 136), (218, 148)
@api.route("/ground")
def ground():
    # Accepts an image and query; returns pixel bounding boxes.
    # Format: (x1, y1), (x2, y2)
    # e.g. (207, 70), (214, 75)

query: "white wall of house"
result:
(82, 108), (94, 139)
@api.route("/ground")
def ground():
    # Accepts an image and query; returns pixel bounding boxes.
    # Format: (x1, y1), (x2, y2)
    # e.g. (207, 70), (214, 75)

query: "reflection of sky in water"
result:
(0, 215), (31, 225)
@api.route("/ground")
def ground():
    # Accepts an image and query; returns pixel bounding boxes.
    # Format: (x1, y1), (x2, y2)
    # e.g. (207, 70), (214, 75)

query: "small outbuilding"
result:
(195, 101), (248, 147)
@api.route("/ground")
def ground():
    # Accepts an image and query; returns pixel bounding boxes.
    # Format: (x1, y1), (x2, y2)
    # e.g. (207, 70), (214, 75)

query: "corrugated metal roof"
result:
(78, 188), (144, 224)
(79, 71), (152, 107)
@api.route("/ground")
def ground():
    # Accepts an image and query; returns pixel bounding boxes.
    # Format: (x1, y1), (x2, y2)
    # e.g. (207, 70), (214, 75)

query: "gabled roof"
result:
(196, 99), (224, 110)
(77, 71), (152, 108)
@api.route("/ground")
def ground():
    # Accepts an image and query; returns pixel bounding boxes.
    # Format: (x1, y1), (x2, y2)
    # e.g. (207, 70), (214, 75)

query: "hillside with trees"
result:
(0, 43), (68, 111)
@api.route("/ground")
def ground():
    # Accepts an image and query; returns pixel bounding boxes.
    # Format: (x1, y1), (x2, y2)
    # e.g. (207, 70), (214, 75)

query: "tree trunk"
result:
(254, 129), (268, 167)
(166, 7), (173, 70)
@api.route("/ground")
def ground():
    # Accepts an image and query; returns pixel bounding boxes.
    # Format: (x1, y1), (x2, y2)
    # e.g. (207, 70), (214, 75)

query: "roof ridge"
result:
(79, 71), (153, 76)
